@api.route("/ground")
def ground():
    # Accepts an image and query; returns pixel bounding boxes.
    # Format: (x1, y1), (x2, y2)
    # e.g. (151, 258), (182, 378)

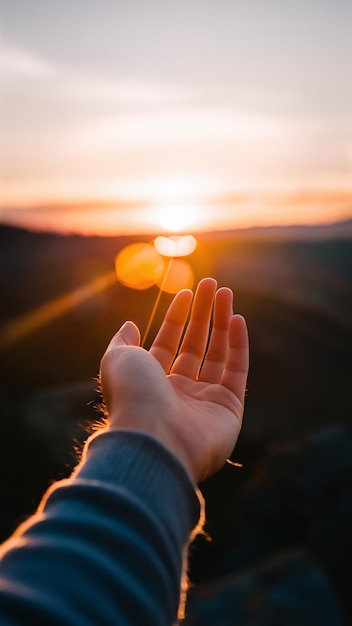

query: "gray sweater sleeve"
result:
(0, 430), (203, 626)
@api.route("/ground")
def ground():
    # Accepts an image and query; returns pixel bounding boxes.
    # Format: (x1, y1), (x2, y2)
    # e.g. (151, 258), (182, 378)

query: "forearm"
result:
(0, 430), (203, 626)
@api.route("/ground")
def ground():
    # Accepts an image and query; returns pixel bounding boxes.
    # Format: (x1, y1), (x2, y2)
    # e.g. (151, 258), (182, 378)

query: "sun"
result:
(152, 204), (200, 233)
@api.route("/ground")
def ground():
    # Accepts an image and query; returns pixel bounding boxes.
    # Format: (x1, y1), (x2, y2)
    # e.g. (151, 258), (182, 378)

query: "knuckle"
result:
(226, 361), (247, 375)
(182, 344), (203, 358)
(205, 348), (224, 363)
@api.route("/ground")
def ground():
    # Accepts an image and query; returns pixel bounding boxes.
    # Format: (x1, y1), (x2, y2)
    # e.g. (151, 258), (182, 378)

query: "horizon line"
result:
(1, 215), (351, 241)
(1, 187), (352, 213)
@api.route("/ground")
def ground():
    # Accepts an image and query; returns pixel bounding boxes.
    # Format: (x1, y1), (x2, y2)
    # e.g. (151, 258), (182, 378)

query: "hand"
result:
(100, 278), (249, 483)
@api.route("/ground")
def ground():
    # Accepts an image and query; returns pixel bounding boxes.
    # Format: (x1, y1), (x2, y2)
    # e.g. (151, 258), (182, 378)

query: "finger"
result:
(171, 277), (217, 378)
(100, 321), (141, 408)
(199, 287), (233, 383)
(220, 315), (249, 403)
(149, 289), (193, 372)
(108, 321), (141, 348)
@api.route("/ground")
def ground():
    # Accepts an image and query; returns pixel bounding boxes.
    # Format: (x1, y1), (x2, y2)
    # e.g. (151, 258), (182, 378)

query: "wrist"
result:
(107, 409), (198, 483)
(77, 428), (201, 511)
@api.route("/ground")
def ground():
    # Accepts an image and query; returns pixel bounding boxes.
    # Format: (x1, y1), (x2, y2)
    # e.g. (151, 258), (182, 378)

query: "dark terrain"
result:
(0, 222), (351, 625)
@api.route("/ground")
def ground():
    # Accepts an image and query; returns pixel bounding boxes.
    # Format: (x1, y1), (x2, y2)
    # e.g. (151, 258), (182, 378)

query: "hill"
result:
(0, 222), (351, 622)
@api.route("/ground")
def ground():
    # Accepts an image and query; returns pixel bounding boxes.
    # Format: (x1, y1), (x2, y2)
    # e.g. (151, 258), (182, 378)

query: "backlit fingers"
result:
(199, 287), (233, 383)
(171, 278), (217, 378)
(220, 314), (249, 403)
(149, 289), (193, 372)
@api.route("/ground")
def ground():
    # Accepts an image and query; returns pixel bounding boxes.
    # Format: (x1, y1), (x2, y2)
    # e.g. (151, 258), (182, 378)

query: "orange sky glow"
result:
(1, 1), (351, 235)
(2, 189), (351, 236)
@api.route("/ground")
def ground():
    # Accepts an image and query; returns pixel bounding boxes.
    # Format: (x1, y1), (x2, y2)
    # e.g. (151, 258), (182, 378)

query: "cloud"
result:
(63, 77), (196, 108)
(0, 44), (53, 79)
(2, 42), (351, 202)
(0, 41), (196, 110)
(72, 108), (289, 146)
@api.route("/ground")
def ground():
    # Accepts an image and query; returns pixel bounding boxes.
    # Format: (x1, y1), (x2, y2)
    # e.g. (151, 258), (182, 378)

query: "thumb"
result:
(112, 320), (141, 347)
(100, 321), (141, 415)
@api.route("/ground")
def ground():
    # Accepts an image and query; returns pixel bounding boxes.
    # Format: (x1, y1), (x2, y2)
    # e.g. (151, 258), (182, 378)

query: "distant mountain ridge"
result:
(198, 218), (352, 240)
(0, 217), (352, 240)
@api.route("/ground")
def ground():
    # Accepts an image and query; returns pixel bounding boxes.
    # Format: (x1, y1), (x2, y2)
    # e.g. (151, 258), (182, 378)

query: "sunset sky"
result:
(1, 0), (351, 234)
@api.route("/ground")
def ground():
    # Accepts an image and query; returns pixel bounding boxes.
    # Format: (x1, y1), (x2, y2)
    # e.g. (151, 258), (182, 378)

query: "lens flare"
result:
(0, 271), (117, 348)
(154, 235), (197, 257)
(155, 258), (194, 294)
(115, 243), (165, 290)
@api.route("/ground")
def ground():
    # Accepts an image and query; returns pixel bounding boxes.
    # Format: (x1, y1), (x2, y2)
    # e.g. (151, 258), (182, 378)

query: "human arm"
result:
(0, 431), (201, 626)
(0, 278), (249, 625)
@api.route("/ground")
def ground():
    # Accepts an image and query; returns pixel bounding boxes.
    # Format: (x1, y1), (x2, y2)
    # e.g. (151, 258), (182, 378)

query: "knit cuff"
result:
(73, 429), (204, 544)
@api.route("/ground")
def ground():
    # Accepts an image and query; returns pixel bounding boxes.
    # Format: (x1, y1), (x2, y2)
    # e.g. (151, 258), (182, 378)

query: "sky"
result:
(1, 0), (351, 234)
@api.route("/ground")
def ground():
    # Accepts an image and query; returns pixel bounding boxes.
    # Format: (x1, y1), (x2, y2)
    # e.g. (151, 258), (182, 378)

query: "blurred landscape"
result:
(0, 220), (351, 624)
(2, 0), (351, 622)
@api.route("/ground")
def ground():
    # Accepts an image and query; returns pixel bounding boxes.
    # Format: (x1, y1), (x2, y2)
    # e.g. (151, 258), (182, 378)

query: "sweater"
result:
(0, 430), (203, 625)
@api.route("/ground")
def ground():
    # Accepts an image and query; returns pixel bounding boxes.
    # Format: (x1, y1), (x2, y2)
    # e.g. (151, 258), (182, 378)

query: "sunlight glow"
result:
(115, 243), (165, 290)
(0, 271), (116, 348)
(152, 205), (200, 233)
(155, 259), (194, 294)
(145, 175), (212, 201)
(154, 235), (197, 257)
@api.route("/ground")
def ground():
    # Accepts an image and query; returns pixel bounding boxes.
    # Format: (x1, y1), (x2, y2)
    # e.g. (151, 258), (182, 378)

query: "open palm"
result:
(100, 278), (249, 483)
